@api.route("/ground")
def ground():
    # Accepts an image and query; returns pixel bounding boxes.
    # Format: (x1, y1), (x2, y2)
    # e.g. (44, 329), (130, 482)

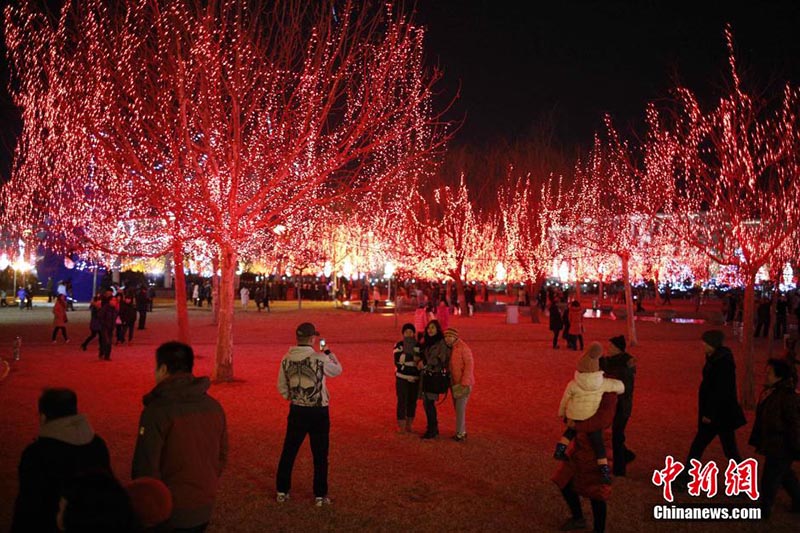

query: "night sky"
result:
(3, 1), (800, 179)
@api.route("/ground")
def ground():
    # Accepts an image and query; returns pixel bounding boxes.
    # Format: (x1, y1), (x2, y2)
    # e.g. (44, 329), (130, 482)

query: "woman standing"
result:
(445, 328), (474, 442)
(419, 320), (448, 440)
(393, 323), (421, 433)
(51, 294), (69, 343)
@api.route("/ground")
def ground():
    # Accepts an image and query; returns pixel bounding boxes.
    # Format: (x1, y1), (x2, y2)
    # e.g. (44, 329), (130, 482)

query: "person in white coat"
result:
(554, 342), (624, 484)
(240, 286), (250, 311)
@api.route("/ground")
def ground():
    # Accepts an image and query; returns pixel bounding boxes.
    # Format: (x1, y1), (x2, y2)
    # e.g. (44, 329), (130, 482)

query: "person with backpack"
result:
(748, 358), (800, 520)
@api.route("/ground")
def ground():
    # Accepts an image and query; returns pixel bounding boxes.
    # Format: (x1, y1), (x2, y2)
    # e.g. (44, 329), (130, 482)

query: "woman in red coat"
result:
(51, 294), (69, 343)
(552, 392), (616, 532)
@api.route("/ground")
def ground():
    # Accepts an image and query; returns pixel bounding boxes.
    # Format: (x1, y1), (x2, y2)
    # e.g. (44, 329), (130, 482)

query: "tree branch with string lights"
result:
(3, 0), (448, 381)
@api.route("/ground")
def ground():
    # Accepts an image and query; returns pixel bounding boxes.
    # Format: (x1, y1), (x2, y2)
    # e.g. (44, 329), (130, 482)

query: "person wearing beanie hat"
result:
(676, 330), (746, 490)
(444, 327), (474, 442)
(125, 477), (172, 531)
(393, 324), (421, 433)
(600, 336), (637, 476)
(555, 342), (625, 485)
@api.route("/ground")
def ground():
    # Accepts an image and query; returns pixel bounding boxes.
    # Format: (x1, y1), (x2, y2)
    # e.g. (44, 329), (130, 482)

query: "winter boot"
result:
(553, 443), (569, 461)
(599, 463), (612, 485)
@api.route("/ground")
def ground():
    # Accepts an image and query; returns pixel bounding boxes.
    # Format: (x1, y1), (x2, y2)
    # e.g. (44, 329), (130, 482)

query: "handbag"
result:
(422, 367), (451, 394)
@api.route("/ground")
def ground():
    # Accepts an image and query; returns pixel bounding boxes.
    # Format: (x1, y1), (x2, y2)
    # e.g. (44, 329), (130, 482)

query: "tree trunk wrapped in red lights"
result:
(544, 116), (664, 346)
(3, 0), (446, 381)
(658, 27), (800, 408)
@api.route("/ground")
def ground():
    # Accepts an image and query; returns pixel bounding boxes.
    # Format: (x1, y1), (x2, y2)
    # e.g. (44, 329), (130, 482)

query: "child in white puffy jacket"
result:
(554, 341), (625, 484)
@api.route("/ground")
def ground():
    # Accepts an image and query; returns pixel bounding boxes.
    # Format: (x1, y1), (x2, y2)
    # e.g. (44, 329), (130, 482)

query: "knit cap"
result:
(577, 342), (603, 373)
(401, 323), (416, 334)
(444, 327), (459, 339)
(125, 477), (172, 528)
(609, 335), (626, 352)
(701, 329), (724, 349)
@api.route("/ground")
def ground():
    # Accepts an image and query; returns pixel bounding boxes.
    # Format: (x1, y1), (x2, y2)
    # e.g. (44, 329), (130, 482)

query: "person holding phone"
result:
(276, 322), (343, 506)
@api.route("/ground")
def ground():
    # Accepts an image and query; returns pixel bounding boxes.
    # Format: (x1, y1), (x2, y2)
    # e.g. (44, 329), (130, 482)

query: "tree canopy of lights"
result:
(2, 0), (447, 381)
(658, 27), (800, 407)
(544, 115), (664, 346)
(399, 174), (498, 309)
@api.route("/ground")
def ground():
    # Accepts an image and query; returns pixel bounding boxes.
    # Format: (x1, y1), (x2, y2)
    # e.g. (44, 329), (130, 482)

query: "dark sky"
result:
(3, 1), (800, 178)
(414, 0), (800, 149)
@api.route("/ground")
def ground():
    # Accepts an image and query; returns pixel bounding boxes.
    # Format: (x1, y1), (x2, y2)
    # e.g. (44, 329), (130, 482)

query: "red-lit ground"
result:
(0, 299), (796, 532)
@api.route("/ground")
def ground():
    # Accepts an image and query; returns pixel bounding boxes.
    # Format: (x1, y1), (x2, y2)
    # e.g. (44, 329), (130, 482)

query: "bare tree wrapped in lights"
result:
(545, 115), (664, 346)
(3, 0), (446, 381)
(499, 171), (554, 321)
(659, 29), (800, 407)
(403, 175), (498, 311)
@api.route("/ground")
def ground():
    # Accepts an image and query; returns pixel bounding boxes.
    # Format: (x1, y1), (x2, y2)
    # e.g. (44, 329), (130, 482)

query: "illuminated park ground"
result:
(0, 298), (796, 532)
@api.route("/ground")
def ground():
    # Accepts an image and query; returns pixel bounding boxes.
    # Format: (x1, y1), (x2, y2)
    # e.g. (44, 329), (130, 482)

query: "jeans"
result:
(564, 427), (606, 459)
(51, 327), (68, 341)
(276, 405), (330, 497)
(395, 377), (419, 420)
(81, 329), (99, 349)
(561, 481), (607, 533)
(687, 424), (742, 463)
(422, 396), (438, 433)
(611, 413), (631, 475)
(759, 454), (800, 519)
(452, 388), (470, 435)
(552, 329), (561, 348)
(99, 329), (113, 359)
(138, 311), (147, 329)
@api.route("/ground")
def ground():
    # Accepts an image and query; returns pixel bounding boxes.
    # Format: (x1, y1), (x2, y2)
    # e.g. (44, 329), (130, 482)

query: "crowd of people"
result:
(8, 289), (800, 532)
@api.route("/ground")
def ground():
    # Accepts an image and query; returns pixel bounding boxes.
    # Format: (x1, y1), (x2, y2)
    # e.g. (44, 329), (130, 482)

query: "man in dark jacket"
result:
(748, 358), (800, 519)
(678, 330), (746, 488)
(136, 286), (150, 330)
(97, 293), (117, 361)
(549, 300), (563, 349)
(132, 341), (227, 532)
(11, 388), (111, 533)
(600, 335), (637, 476)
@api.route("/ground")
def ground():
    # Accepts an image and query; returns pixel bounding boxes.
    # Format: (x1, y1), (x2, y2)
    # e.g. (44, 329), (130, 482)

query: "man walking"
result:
(132, 342), (228, 532)
(276, 322), (343, 506)
(12, 389), (111, 532)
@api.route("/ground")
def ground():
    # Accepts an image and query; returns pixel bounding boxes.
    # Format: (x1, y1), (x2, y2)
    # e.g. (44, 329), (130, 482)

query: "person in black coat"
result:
(11, 389), (111, 533)
(678, 330), (746, 488)
(117, 294), (137, 345)
(755, 298), (771, 338)
(600, 335), (637, 476)
(98, 294), (117, 361)
(549, 300), (564, 349)
(136, 287), (150, 330)
(748, 358), (800, 519)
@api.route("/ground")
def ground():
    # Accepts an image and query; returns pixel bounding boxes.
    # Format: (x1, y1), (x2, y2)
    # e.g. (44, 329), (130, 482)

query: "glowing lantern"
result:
(323, 261), (332, 278)
(557, 261), (569, 283)
(384, 261), (395, 280)
(495, 262), (507, 282)
(64, 256), (75, 269)
(0, 253), (9, 270)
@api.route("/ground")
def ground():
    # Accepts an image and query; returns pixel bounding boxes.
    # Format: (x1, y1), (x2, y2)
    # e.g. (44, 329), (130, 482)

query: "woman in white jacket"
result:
(554, 342), (624, 484)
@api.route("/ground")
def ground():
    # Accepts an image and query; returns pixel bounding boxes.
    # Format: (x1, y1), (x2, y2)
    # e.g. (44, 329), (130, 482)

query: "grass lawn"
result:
(0, 299), (796, 532)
